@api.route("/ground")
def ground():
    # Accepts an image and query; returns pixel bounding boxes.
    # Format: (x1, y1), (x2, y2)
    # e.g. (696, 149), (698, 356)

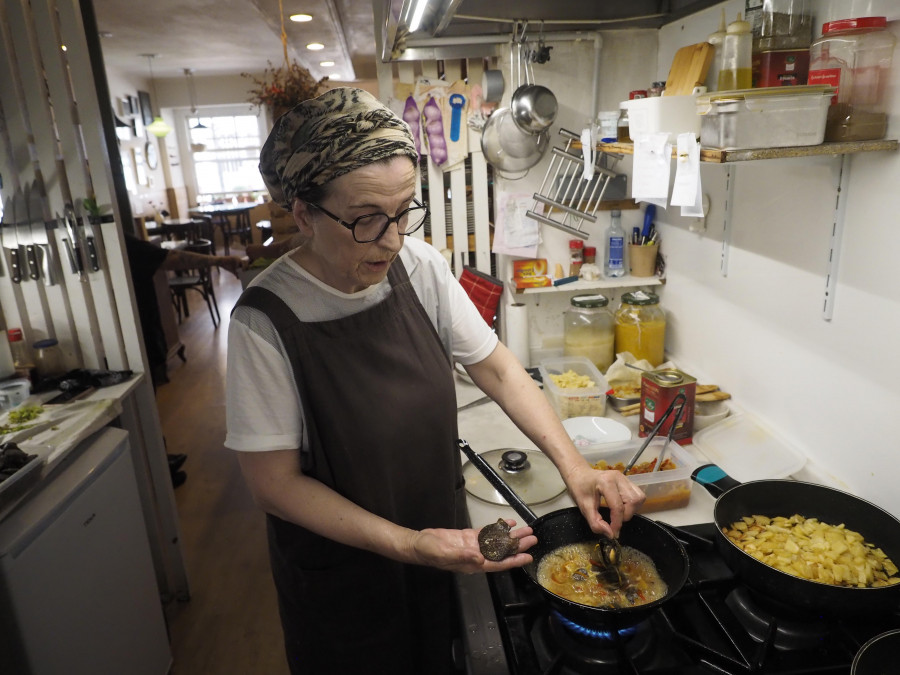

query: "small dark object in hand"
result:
(0, 441), (37, 482)
(478, 518), (520, 562)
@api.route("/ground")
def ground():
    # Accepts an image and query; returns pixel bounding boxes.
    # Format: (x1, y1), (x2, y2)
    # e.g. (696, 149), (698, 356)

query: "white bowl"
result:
(562, 416), (632, 451)
(693, 400), (729, 430)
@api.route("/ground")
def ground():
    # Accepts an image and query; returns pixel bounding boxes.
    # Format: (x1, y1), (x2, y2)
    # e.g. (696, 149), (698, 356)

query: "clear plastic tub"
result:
(582, 437), (698, 513)
(696, 85), (833, 149)
(808, 16), (896, 141)
(538, 355), (608, 419)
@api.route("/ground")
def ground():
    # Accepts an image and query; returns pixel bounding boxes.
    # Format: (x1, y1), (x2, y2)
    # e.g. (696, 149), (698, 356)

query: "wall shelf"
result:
(596, 139), (898, 163)
(515, 275), (663, 295)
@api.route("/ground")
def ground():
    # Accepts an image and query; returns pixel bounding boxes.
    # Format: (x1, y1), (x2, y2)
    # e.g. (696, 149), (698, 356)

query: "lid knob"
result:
(499, 450), (530, 473)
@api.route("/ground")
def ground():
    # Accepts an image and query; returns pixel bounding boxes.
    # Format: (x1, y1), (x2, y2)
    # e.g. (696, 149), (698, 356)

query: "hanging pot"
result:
(480, 108), (549, 179)
(509, 40), (557, 135)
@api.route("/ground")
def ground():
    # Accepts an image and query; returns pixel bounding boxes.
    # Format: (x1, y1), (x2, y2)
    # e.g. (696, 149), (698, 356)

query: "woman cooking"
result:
(225, 88), (645, 674)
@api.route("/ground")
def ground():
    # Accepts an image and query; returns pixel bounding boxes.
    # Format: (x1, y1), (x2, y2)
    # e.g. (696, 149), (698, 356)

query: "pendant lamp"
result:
(183, 68), (207, 130)
(142, 54), (172, 138)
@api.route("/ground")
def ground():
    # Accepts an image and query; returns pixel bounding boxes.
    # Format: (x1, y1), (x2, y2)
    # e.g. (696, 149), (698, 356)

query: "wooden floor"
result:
(154, 250), (290, 675)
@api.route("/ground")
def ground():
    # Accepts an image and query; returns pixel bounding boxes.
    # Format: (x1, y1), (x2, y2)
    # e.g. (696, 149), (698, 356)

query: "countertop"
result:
(455, 373), (718, 530)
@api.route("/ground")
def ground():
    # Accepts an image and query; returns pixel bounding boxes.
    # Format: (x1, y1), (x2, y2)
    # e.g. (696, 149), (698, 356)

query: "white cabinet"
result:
(0, 428), (172, 675)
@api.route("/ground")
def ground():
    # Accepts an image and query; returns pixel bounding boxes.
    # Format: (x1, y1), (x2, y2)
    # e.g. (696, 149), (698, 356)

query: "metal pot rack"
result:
(525, 128), (622, 240)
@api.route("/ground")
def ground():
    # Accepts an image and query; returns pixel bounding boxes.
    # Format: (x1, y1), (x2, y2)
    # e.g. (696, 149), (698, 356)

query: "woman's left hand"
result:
(406, 522), (537, 573)
(566, 465), (646, 539)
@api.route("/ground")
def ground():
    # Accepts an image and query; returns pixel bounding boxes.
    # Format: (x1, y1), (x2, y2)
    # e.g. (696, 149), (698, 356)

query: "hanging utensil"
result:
(510, 39), (558, 135)
(28, 181), (56, 286)
(61, 204), (84, 279)
(19, 184), (38, 281)
(1, 194), (22, 284)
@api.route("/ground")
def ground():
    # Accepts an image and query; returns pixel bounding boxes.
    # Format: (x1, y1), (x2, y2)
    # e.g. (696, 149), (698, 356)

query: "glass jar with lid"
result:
(614, 291), (666, 366)
(33, 338), (67, 383)
(564, 294), (615, 373)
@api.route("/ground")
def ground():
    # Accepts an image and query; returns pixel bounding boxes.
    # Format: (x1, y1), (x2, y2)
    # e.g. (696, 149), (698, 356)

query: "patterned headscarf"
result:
(259, 87), (418, 210)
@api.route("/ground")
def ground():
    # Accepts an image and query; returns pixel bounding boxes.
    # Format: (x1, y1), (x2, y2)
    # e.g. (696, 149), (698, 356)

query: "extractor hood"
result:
(381, 0), (726, 62)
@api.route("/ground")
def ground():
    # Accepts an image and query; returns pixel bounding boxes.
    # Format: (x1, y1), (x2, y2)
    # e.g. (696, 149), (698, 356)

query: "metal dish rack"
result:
(526, 128), (623, 239)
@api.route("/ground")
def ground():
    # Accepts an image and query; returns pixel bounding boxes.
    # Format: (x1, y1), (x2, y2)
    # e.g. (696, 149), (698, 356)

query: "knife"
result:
(28, 181), (56, 285)
(1, 194), (21, 283)
(19, 183), (38, 280)
(60, 205), (83, 276)
(73, 201), (100, 272)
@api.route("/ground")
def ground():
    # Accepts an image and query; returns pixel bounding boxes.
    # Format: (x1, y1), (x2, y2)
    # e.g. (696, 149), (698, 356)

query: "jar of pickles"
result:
(564, 294), (615, 372)
(614, 291), (666, 366)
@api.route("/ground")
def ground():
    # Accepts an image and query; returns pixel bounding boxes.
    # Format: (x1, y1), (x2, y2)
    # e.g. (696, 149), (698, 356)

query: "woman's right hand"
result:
(405, 522), (537, 573)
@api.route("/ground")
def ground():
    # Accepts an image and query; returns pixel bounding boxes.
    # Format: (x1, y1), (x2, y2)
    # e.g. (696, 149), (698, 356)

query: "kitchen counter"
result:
(455, 372), (718, 530)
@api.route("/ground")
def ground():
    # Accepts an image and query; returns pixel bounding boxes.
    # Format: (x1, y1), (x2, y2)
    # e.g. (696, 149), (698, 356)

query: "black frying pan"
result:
(694, 465), (900, 617)
(459, 439), (689, 629)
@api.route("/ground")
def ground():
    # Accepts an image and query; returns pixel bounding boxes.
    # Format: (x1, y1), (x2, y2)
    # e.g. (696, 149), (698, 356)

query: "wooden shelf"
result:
(515, 275), (663, 295)
(596, 139), (899, 163)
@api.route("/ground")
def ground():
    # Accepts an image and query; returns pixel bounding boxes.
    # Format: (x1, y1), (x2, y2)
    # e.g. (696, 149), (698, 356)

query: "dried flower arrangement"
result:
(242, 60), (329, 111)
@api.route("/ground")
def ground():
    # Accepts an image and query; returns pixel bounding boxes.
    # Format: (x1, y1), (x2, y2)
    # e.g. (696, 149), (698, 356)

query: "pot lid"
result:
(463, 448), (566, 506)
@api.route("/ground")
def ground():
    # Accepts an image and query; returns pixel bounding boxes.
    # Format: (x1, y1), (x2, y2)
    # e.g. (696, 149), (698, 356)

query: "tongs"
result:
(622, 392), (687, 474)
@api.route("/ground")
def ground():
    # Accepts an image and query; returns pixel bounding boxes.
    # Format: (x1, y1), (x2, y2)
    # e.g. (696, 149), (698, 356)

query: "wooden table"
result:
(188, 204), (255, 255)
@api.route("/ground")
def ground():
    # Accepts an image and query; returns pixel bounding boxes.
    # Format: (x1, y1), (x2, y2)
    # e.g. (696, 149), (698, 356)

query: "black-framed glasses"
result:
(308, 198), (429, 243)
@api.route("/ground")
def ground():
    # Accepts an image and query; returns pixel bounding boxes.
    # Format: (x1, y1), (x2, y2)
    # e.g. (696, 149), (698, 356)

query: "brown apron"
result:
(235, 259), (467, 674)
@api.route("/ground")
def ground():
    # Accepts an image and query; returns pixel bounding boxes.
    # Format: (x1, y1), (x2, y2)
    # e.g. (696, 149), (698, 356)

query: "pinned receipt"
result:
(631, 133), (671, 206)
(671, 132), (703, 217)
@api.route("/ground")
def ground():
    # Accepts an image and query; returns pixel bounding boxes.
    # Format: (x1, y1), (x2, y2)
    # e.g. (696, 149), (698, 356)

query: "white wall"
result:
(651, 0), (900, 514)
(495, 0), (900, 517)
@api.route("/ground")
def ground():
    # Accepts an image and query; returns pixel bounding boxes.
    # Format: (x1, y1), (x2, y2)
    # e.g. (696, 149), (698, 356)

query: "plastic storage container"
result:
(538, 355), (609, 419)
(808, 16), (896, 142)
(563, 294), (615, 373)
(696, 85), (834, 149)
(615, 291), (666, 367)
(582, 437), (698, 513)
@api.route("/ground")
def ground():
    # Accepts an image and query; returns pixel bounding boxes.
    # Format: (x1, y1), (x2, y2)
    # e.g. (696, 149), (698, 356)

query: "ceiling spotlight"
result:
(99, 31), (113, 39)
(306, 43), (325, 51)
(290, 14), (312, 22)
(319, 60), (335, 67)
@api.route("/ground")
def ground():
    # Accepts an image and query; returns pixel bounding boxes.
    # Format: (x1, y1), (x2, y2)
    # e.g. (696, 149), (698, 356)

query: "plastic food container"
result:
(582, 437), (698, 513)
(696, 85), (834, 149)
(808, 16), (896, 142)
(626, 94), (702, 143)
(539, 355), (608, 420)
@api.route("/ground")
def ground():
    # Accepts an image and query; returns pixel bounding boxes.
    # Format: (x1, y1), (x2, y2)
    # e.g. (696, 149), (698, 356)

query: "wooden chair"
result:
(168, 239), (220, 328)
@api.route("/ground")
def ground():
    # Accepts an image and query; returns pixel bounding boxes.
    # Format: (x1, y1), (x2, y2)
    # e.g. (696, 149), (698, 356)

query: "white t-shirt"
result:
(225, 237), (498, 452)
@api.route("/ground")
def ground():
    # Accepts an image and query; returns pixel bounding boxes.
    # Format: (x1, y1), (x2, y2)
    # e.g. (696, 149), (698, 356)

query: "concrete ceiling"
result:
(91, 0), (378, 82)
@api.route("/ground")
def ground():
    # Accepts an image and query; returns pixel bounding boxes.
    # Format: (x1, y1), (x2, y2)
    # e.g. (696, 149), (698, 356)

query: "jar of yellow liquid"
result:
(615, 291), (666, 366)
(717, 12), (752, 90)
(564, 294), (615, 372)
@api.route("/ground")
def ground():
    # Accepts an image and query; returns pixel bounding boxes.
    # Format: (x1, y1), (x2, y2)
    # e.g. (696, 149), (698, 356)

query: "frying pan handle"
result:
(691, 464), (741, 498)
(457, 439), (538, 525)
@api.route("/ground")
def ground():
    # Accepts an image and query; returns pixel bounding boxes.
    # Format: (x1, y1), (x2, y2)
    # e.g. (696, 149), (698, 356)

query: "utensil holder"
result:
(630, 243), (659, 277)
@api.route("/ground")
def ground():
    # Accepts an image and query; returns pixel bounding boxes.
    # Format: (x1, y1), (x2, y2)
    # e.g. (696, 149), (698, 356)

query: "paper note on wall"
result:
(492, 192), (541, 257)
(631, 133), (672, 208)
(671, 132), (704, 217)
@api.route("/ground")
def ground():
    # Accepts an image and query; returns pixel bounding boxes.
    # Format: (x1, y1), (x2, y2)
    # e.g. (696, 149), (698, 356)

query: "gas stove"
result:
(455, 523), (900, 674)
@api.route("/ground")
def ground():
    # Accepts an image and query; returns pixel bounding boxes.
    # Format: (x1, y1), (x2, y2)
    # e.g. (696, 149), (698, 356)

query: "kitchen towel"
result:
(505, 302), (531, 367)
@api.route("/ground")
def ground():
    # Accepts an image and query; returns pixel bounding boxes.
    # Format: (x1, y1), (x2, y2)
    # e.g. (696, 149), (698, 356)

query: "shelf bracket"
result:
(720, 165), (736, 277)
(823, 154), (851, 321)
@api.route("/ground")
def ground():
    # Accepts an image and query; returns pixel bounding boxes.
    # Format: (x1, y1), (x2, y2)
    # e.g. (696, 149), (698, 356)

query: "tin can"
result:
(639, 368), (696, 445)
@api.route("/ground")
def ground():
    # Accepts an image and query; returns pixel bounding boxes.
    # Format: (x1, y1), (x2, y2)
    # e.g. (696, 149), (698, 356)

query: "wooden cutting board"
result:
(663, 42), (714, 96)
